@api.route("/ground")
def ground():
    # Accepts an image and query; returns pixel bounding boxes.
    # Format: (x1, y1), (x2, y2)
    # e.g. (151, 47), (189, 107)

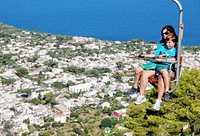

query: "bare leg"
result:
(159, 69), (170, 92)
(134, 67), (144, 88)
(139, 70), (155, 95)
(157, 75), (165, 100)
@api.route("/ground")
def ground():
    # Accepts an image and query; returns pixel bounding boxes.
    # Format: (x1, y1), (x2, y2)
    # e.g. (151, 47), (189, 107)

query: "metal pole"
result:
(169, 0), (183, 93)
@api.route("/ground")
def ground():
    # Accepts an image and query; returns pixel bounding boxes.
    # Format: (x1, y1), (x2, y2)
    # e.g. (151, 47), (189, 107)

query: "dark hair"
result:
(160, 25), (177, 44)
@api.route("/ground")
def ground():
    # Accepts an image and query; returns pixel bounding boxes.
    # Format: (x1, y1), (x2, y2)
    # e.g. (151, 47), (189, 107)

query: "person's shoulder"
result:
(173, 46), (178, 50)
(161, 44), (168, 49)
(156, 43), (163, 50)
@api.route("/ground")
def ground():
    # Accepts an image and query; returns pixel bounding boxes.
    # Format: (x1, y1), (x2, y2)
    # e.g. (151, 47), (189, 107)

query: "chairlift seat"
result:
(148, 56), (182, 88)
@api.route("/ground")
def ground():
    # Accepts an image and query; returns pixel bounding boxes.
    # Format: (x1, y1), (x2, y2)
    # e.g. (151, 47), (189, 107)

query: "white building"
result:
(101, 102), (110, 109)
(54, 105), (71, 117)
(69, 83), (92, 94)
(54, 113), (66, 123)
(29, 116), (44, 125)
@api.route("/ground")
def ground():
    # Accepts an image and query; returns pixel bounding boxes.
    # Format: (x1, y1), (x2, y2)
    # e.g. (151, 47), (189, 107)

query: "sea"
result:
(0, 0), (199, 46)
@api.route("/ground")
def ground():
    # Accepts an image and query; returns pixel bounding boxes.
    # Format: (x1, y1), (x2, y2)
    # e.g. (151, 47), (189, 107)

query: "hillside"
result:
(0, 23), (200, 136)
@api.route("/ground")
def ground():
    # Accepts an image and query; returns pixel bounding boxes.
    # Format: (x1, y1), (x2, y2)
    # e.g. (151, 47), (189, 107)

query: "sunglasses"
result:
(162, 32), (169, 36)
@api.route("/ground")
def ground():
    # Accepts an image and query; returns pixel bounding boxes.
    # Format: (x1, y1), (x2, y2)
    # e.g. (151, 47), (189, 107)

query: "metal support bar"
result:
(169, 0), (183, 93)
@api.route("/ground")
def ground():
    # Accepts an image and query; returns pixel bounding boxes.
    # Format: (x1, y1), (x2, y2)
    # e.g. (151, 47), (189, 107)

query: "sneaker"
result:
(134, 95), (146, 105)
(164, 92), (170, 102)
(128, 87), (138, 95)
(153, 99), (162, 111)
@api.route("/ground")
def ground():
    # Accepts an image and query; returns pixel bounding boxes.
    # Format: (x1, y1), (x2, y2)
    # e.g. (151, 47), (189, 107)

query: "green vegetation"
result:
(183, 46), (200, 53)
(112, 72), (122, 82)
(56, 35), (72, 43)
(84, 67), (111, 78)
(16, 67), (29, 77)
(1, 77), (16, 85)
(19, 88), (32, 95)
(125, 69), (200, 135)
(37, 71), (46, 85)
(39, 130), (54, 136)
(43, 60), (58, 68)
(27, 92), (57, 106)
(1, 22), (200, 136)
(63, 65), (85, 74)
(0, 53), (16, 66)
(27, 55), (39, 62)
(52, 81), (67, 90)
(63, 65), (111, 78)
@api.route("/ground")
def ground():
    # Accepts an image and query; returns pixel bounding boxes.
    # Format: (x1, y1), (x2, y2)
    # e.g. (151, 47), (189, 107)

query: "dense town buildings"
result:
(0, 24), (199, 135)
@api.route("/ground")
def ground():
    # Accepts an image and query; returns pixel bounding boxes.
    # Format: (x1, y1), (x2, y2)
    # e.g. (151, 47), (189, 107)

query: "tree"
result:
(73, 127), (82, 135)
(52, 122), (61, 128)
(112, 72), (122, 82)
(70, 112), (80, 118)
(105, 81), (111, 86)
(20, 88), (32, 96)
(95, 110), (101, 116)
(125, 69), (200, 135)
(23, 118), (30, 125)
(28, 98), (41, 105)
(108, 108), (112, 116)
(194, 120), (200, 134)
(44, 92), (53, 104)
(38, 93), (42, 101)
(0, 53), (15, 65)
(84, 127), (88, 134)
(115, 90), (123, 97)
(111, 117), (118, 126)
(101, 118), (112, 128)
(22, 133), (28, 136)
(39, 130), (54, 136)
(52, 81), (66, 90)
(16, 68), (28, 77)
(43, 60), (58, 68)
(1, 77), (15, 85)
(103, 106), (108, 113)
(66, 80), (75, 87)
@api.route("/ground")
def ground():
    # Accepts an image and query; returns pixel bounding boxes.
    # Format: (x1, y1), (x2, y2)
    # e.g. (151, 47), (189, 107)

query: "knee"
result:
(135, 67), (143, 74)
(159, 69), (168, 75)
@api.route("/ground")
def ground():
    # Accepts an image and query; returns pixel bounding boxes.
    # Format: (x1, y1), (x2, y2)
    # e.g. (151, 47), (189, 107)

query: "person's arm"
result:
(138, 54), (156, 58)
(180, 23), (184, 40)
(156, 57), (177, 63)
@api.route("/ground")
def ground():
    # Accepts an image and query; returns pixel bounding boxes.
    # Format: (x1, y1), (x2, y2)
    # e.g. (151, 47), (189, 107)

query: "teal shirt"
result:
(156, 43), (164, 50)
(156, 43), (182, 51)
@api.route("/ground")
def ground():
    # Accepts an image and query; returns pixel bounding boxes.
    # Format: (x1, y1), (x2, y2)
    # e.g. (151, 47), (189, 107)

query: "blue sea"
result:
(0, 0), (199, 46)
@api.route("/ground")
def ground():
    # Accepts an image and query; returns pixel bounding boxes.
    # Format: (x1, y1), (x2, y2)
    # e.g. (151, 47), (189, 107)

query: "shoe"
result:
(164, 92), (170, 102)
(134, 95), (146, 105)
(128, 87), (138, 95)
(153, 99), (162, 111)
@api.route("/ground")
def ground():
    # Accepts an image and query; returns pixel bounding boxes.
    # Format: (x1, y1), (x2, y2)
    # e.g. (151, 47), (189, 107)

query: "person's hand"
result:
(158, 55), (166, 59)
(180, 23), (184, 30)
(135, 54), (142, 57)
(156, 58), (165, 62)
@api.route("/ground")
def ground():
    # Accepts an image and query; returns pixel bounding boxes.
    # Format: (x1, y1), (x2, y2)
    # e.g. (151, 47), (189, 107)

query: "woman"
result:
(129, 25), (177, 95)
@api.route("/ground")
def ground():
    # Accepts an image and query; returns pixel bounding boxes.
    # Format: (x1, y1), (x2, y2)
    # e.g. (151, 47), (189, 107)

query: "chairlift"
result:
(148, 0), (183, 93)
